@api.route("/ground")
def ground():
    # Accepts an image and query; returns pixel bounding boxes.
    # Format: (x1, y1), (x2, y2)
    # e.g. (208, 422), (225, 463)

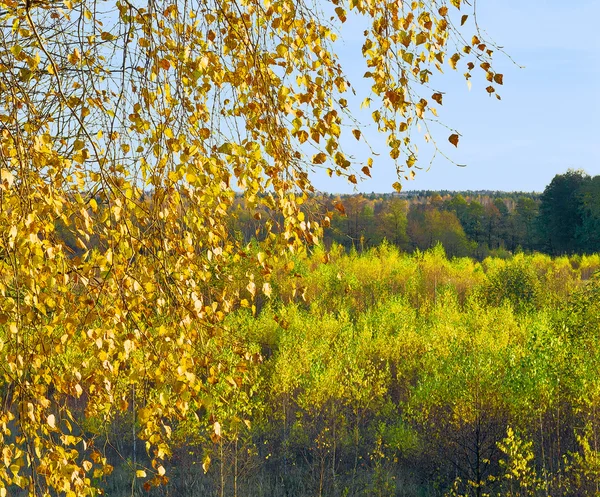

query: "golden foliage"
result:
(0, 0), (502, 493)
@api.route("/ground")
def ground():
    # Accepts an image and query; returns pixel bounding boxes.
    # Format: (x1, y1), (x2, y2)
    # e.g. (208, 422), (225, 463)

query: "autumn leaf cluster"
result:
(0, 0), (503, 494)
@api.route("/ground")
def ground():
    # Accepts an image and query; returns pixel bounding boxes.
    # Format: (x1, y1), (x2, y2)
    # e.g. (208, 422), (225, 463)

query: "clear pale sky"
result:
(310, 0), (600, 194)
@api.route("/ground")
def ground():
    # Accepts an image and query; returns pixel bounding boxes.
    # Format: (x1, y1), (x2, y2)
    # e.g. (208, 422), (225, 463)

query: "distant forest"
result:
(233, 169), (600, 258)
(54, 169), (598, 259)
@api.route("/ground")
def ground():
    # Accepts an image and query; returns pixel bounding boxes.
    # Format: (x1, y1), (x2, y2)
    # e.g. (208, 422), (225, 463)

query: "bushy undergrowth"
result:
(69, 245), (600, 496)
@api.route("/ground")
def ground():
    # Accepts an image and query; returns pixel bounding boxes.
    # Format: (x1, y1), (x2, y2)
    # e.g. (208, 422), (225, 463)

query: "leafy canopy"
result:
(0, 0), (502, 494)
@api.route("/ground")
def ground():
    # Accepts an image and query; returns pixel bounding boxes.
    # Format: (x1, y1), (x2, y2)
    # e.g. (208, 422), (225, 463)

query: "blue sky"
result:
(310, 0), (600, 193)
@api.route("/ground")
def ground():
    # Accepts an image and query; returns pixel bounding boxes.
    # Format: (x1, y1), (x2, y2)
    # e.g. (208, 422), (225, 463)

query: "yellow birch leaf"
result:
(0, 169), (14, 187)
(263, 282), (272, 297)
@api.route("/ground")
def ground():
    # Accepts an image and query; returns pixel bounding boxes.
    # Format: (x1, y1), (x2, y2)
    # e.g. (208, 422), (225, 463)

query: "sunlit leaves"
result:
(348, 0), (501, 175)
(449, 53), (461, 70)
(0, 0), (507, 493)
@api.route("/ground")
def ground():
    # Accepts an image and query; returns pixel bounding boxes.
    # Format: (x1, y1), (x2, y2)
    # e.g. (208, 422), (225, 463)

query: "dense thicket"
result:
(69, 245), (600, 497)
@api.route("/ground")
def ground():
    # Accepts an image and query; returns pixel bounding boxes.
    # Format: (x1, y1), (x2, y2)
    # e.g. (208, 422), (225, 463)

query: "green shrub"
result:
(482, 256), (542, 313)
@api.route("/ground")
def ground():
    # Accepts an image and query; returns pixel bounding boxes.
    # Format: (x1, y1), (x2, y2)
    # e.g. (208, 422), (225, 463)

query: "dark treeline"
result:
(231, 169), (599, 259)
(322, 170), (599, 257)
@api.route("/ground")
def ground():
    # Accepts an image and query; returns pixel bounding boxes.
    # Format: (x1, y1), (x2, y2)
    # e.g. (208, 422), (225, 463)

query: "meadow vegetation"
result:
(86, 244), (600, 496)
